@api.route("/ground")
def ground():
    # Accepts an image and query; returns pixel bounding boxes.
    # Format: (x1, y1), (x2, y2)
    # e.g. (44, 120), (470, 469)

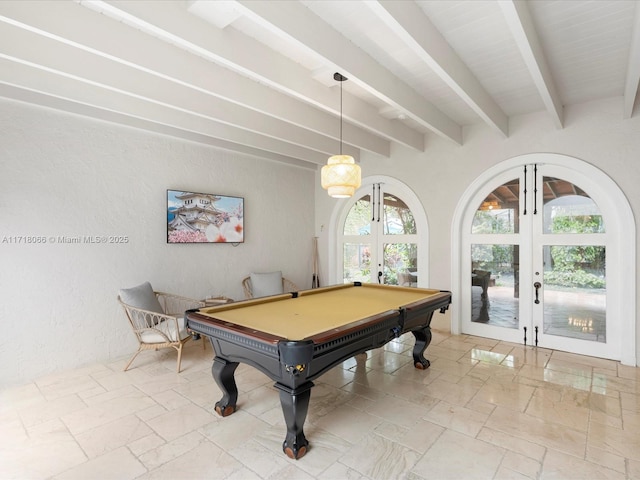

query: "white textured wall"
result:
(315, 97), (640, 363)
(0, 99), (316, 387)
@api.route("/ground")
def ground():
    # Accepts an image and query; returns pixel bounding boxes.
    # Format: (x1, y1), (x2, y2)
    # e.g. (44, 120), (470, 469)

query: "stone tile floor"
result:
(1, 329), (639, 479)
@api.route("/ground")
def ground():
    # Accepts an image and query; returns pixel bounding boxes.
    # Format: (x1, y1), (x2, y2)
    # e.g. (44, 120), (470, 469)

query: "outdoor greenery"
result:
(472, 206), (605, 289)
(545, 213), (605, 288)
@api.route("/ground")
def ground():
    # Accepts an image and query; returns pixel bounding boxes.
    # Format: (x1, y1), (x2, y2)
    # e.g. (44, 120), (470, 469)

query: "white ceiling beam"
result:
(0, 0), (374, 157)
(0, 57), (330, 165)
(368, 0), (508, 138)
(623, 3), (640, 119)
(99, 0), (424, 152)
(0, 20), (359, 160)
(499, 0), (563, 129)
(232, 0), (462, 145)
(1, 83), (315, 169)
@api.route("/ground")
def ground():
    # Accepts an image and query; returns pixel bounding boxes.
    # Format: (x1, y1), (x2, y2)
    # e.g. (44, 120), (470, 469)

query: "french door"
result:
(339, 182), (421, 287)
(461, 163), (619, 359)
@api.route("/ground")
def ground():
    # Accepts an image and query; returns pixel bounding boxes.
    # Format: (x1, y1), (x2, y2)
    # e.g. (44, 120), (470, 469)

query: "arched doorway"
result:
(328, 176), (429, 287)
(452, 154), (635, 365)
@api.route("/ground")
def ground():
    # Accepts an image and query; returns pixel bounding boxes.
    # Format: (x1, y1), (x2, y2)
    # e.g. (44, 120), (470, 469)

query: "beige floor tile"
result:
(477, 427), (546, 462)
(138, 440), (241, 480)
(585, 445), (627, 474)
(316, 461), (366, 479)
(18, 392), (87, 427)
(468, 347), (508, 365)
(227, 438), (291, 478)
(365, 349), (413, 373)
(61, 386), (157, 435)
(428, 356), (477, 377)
(474, 379), (536, 412)
(36, 373), (103, 401)
(423, 400), (489, 437)
(593, 371), (639, 395)
(0, 382), (47, 414)
(74, 413), (153, 458)
(500, 450), (542, 479)
(588, 419), (640, 461)
(391, 359), (444, 385)
(266, 463), (317, 480)
(620, 391), (640, 412)
(145, 402), (217, 442)
(200, 410), (270, 450)
(525, 393), (590, 431)
(360, 393), (437, 429)
(311, 404), (381, 444)
(618, 363), (640, 380)
(315, 365), (357, 389)
(374, 419), (444, 454)
(137, 431), (205, 471)
(505, 346), (552, 368)
(340, 432), (422, 479)
(425, 344), (469, 361)
(0, 418), (87, 479)
(225, 467), (263, 480)
(304, 383), (354, 421)
(411, 429), (504, 480)
(486, 406), (587, 457)
(518, 363), (592, 391)
(422, 376), (483, 406)
(550, 351), (618, 371)
(258, 424), (352, 478)
(468, 360), (519, 384)
(629, 458), (640, 479)
(541, 448), (624, 479)
(237, 384), (282, 417)
(128, 432), (166, 456)
(53, 446), (146, 480)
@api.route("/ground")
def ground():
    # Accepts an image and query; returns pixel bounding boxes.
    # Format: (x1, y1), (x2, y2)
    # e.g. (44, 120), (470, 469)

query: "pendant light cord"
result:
(334, 72), (347, 155)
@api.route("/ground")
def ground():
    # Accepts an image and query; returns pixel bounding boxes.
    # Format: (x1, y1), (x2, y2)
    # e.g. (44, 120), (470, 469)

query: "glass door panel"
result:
(471, 244), (520, 329)
(542, 245), (606, 342)
(343, 243), (372, 283)
(383, 195), (416, 235)
(344, 194), (372, 235)
(383, 243), (417, 286)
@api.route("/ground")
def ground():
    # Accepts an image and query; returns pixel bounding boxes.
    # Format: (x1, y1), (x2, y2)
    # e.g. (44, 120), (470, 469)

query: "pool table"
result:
(185, 282), (451, 459)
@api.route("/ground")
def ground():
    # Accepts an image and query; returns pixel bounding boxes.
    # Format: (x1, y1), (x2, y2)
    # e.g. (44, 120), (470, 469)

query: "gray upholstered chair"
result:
(242, 271), (298, 299)
(397, 271), (417, 287)
(118, 282), (205, 373)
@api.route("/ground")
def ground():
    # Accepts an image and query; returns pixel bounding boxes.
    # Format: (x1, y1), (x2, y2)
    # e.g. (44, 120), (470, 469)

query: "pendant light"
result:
(321, 72), (361, 198)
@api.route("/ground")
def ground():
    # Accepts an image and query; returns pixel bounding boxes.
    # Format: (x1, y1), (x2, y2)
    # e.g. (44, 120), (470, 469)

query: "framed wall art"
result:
(167, 190), (244, 244)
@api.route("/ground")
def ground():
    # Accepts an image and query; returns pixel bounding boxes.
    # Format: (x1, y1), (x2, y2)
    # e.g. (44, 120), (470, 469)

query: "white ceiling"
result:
(1, 0), (639, 170)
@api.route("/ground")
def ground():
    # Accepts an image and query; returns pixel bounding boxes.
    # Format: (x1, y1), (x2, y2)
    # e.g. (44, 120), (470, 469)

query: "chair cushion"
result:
(119, 281), (164, 313)
(140, 316), (189, 343)
(250, 271), (284, 297)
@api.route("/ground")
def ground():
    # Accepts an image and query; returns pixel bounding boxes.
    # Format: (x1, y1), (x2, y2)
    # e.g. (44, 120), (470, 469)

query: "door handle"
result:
(377, 270), (383, 284)
(534, 282), (541, 304)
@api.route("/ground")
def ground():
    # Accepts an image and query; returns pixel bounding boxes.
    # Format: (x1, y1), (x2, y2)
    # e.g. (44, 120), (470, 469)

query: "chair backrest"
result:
(242, 275), (298, 299)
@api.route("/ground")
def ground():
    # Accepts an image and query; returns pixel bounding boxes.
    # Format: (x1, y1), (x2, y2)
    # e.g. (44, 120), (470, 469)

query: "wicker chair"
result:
(118, 288), (205, 373)
(242, 275), (298, 299)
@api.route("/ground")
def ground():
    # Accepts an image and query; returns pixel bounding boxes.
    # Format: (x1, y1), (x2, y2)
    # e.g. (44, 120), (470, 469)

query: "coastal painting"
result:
(167, 190), (244, 243)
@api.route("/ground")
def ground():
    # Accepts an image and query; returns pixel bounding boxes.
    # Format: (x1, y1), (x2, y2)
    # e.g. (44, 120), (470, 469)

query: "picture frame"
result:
(167, 189), (244, 244)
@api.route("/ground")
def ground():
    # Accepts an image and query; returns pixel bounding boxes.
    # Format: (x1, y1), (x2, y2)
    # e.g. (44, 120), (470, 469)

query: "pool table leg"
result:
(275, 381), (313, 460)
(212, 357), (239, 417)
(411, 326), (432, 369)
